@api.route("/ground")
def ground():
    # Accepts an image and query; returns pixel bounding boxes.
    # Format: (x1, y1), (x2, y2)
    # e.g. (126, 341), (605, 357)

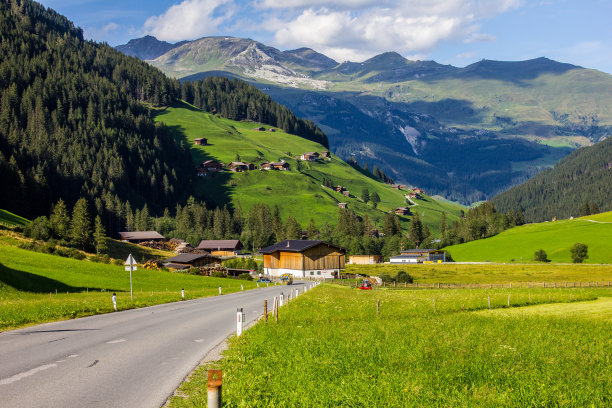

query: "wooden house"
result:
(348, 255), (383, 265)
(342, 190), (350, 197)
(118, 231), (165, 244)
(197, 240), (243, 256)
(394, 207), (411, 216)
(414, 188), (426, 195)
(163, 253), (221, 270)
(338, 203), (348, 209)
(391, 249), (445, 264)
(229, 161), (249, 172)
(253, 127), (266, 131)
(271, 162), (289, 170)
(193, 138), (208, 145)
(320, 151), (331, 158)
(260, 240), (345, 279)
(407, 192), (419, 199)
(268, 128), (276, 132)
(300, 152), (319, 161)
(260, 163), (273, 170)
(200, 160), (224, 172)
(334, 186), (344, 192)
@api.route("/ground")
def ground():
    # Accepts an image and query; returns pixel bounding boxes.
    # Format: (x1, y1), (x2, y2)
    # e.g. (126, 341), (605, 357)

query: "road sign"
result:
(125, 253), (137, 300)
(125, 254), (137, 267)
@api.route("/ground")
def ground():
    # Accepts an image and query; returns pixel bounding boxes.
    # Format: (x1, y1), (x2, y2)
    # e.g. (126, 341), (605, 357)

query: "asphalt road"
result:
(0, 282), (308, 408)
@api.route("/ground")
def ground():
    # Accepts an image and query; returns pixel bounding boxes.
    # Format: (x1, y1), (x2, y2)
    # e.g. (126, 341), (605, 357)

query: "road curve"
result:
(0, 282), (308, 408)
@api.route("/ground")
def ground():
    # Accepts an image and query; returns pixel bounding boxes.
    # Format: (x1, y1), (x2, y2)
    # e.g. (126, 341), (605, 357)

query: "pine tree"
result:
(439, 211), (448, 243)
(272, 205), (284, 242)
(285, 215), (301, 240)
(94, 215), (108, 255)
(581, 201), (591, 216)
(361, 188), (370, 203)
(590, 202), (599, 215)
(306, 218), (318, 239)
(49, 198), (70, 240)
(70, 198), (93, 250)
(370, 192), (380, 208)
(408, 212), (424, 248)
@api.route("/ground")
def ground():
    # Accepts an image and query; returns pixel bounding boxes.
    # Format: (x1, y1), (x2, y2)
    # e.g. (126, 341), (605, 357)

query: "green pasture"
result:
(169, 284), (611, 407)
(0, 244), (258, 331)
(444, 212), (612, 264)
(153, 101), (463, 234)
(346, 262), (612, 284)
(0, 209), (29, 228)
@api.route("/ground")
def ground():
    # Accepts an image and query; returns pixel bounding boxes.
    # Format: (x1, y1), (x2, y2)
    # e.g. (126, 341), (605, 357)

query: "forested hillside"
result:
(180, 77), (328, 148)
(0, 0), (194, 221)
(492, 137), (612, 222)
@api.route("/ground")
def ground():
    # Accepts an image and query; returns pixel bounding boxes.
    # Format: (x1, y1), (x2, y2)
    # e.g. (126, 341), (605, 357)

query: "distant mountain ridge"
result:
(116, 35), (612, 204)
(115, 35), (186, 60)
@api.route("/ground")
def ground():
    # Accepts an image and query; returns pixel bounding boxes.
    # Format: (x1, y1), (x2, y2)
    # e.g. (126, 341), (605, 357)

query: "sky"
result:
(39, 0), (612, 74)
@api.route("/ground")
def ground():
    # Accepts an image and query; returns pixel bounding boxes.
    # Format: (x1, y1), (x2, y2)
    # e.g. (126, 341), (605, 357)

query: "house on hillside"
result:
(390, 249), (445, 264)
(200, 160), (224, 172)
(320, 151), (331, 158)
(407, 192), (420, 199)
(118, 231), (165, 244)
(260, 240), (345, 279)
(163, 253), (221, 270)
(348, 255), (383, 265)
(268, 128), (276, 132)
(229, 162), (249, 172)
(300, 152), (319, 161)
(342, 190), (350, 197)
(334, 186), (344, 192)
(338, 203), (348, 209)
(193, 138), (208, 145)
(260, 162), (273, 170)
(414, 188), (426, 195)
(197, 240), (243, 256)
(253, 127), (265, 131)
(394, 207), (411, 216)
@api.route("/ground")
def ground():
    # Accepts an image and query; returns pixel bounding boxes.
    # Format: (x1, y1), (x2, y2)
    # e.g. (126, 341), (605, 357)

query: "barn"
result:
(260, 240), (345, 280)
(163, 253), (221, 270)
(390, 249), (446, 264)
(348, 255), (383, 264)
(118, 231), (165, 244)
(197, 240), (243, 256)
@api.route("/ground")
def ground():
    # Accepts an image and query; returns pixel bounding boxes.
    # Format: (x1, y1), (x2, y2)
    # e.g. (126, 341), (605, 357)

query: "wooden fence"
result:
(335, 280), (612, 289)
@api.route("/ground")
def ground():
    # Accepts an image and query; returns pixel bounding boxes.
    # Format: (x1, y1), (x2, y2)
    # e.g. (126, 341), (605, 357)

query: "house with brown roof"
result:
(271, 162), (289, 170)
(163, 253), (221, 270)
(300, 152), (319, 161)
(260, 162), (273, 170)
(260, 240), (345, 279)
(342, 190), (350, 197)
(253, 127), (265, 131)
(193, 138), (208, 145)
(338, 203), (348, 209)
(197, 240), (243, 257)
(118, 231), (165, 244)
(320, 151), (331, 158)
(348, 255), (383, 265)
(394, 207), (411, 216)
(268, 128), (276, 132)
(229, 162), (249, 172)
(200, 160), (224, 172)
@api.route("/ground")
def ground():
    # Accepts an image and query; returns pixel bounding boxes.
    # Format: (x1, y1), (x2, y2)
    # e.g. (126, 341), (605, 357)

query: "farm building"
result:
(193, 138), (208, 145)
(229, 162), (249, 172)
(342, 190), (350, 197)
(268, 128), (276, 132)
(253, 127), (265, 131)
(260, 240), (345, 279)
(163, 253), (221, 270)
(390, 249), (446, 264)
(197, 240), (243, 256)
(300, 152), (319, 161)
(338, 203), (348, 209)
(118, 231), (165, 244)
(348, 255), (383, 265)
(320, 151), (331, 158)
(200, 160), (224, 172)
(394, 207), (411, 216)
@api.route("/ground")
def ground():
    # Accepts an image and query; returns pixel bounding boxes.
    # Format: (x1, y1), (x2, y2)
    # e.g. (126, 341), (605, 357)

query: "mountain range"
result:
(117, 35), (612, 204)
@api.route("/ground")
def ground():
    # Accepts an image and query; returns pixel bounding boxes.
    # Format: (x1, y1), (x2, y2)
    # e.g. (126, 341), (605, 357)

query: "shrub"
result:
(379, 273), (393, 283)
(24, 216), (52, 241)
(211, 271), (226, 278)
(570, 243), (588, 263)
(188, 267), (200, 275)
(66, 248), (86, 260)
(533, 248), (549, 262)
(395, 271), (414, 283)
(41, 242), (57, 254)
(237, 273), (253, 281)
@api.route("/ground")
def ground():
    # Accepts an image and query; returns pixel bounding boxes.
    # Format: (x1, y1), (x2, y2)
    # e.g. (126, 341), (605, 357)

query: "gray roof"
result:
(165, 253), (213, 264)
(259, 240), (344, 254)
(165, 263), (190, 270)
(197, 240), (243, 250)
(400, 249), (439, 253)
(118, 231), (165, 240)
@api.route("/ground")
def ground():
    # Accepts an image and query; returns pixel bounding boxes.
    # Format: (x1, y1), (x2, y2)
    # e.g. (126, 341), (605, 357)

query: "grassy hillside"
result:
(0, 209), (29, 228)
(444, 212), (612, 263)
(154, 101), (464, 235)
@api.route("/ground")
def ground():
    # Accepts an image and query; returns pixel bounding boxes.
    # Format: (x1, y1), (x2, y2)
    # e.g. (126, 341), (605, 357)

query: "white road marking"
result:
(0, 363), (58, 385)
(68, 354), (78, 358)
(194, 339), (204, 343)
(55, 360), (66, 363)
(106, 339), (126, 344)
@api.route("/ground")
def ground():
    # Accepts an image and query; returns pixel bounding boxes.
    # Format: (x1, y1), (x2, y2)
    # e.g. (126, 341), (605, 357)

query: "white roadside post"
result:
(236, 308), (245, 336)
(280, 293), (284, 306)
(241, 284), (244, 291)
(181, 288), (185, 300)
(218, 286), (222, 295)
(111, 292), (117, 311)
(124, 254), (137, 301)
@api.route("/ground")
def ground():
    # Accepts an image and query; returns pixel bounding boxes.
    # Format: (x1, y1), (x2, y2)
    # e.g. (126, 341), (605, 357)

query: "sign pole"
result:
(125, 253), (137, 301)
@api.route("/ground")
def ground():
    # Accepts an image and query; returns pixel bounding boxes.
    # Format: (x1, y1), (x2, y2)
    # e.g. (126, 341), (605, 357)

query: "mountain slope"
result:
(153, 101), (464, 235)
(445, 212), (612, 263)
(115, 35), (185, 60)
(121, 35), (612, 203)
(492, 136), (612, 222)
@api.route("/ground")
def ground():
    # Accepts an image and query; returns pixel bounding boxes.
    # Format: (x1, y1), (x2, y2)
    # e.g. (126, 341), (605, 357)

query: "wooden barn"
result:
(193, 138), (208, 145)
(118, 231), (165, 244)
(197, 240), (243, 256)
(163, 253), (221, 270)
(390, 249), (446, 264)
(260, 240), (345, 279)
(348, 255), (383, 265)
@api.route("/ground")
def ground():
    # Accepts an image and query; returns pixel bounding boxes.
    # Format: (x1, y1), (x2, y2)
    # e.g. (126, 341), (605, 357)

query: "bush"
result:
(188, 267), (200, 275)
(41, 242), (57, 254)
(570, 243), (588, 263)
(66, 248), (86, 260)
(24, 216), (52, 241)
(395, 271), (414, 283)
(90, 254), (111, 264)
(379, 273), (393, 283)
(533, 248), (549, 262)
(211, 271), (226, 278)
(237, 273), (253, 281)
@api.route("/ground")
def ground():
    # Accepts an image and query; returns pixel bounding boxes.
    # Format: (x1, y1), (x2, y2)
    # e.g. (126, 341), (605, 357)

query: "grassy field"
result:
(168, 284), (611, 407)
(0, 244), (259, 331)
(153, 101), (464, 235)
(0, 209), (29, 228)
(346, 263), (612, 284)
(444, 212), (612, 264)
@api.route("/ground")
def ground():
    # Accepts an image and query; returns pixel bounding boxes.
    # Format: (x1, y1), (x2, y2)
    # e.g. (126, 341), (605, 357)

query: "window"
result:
(310, 271), (314, 275)
(317, 271), (321, 275)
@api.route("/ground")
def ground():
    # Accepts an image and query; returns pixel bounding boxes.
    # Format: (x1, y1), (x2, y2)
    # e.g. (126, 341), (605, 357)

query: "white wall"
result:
(265, 268), (338, 280)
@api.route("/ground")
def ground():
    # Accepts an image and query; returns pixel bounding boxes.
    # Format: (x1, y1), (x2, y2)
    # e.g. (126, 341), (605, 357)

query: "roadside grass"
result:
(444, 212), (612, 264)
(153, 101), (463, 234)
(346, 263), (612, 284)
(168, 285), (612, 407)
(0, 244), (258, 331)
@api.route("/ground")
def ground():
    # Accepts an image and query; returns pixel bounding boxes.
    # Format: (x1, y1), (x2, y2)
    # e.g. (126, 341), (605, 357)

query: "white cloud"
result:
(84, 22), (120, 41)
(143, 0), (232, 42)
(267, 0), (522, 62)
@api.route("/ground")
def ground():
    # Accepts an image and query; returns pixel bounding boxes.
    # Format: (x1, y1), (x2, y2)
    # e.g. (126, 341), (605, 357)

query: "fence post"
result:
(433, 296), (436, 313)
(529, 292), (531, 303)
(236, 308), (244, 337)
(488, 295), (491, 309)
(274, 297), (279, 323)
(264, 300), (268, 323)
(207, 370), (222, 408)
(507, 294), (510, 307)
(377, 299), (380, 316)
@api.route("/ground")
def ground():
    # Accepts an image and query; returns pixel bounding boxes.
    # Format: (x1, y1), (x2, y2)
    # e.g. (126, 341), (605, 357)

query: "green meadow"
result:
(0, 209), (29, 228)
(168, 284), (612, 407)
(153, 101), (464, 235)
(0, 243), (258, 331)
(444, 212), (612, 264)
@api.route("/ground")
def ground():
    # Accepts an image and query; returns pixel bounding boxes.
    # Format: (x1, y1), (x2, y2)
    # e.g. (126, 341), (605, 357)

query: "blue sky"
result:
(40, 0), (612, 74)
